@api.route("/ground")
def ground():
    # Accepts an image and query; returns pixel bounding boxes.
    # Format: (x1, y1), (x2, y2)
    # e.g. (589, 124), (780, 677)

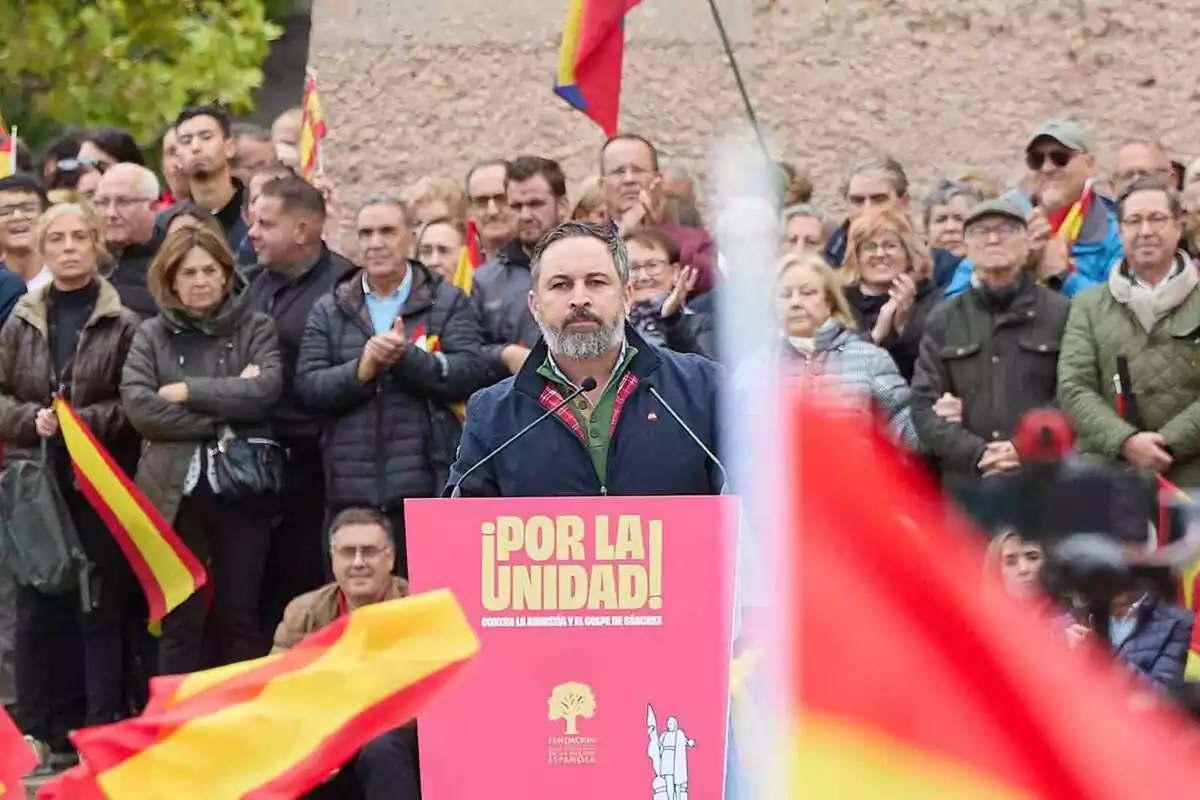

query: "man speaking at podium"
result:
(447, 221), (724, 497)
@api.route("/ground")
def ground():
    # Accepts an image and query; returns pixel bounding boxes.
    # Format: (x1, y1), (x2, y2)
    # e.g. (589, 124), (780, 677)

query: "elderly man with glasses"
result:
(93, 162), (164, 317)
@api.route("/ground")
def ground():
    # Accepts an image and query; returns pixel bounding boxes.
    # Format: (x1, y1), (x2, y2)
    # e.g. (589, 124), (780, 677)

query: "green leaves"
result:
(0, 0), (281, 148)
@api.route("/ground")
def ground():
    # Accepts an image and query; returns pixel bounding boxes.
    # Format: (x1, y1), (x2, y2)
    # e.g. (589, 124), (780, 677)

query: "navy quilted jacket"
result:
(1115, 596), (1193, 687)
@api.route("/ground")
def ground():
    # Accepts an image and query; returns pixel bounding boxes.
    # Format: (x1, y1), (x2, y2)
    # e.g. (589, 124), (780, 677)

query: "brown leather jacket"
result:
(120, 294), (283, 526)
(0, 279), (140, 460)
(271, 577), (410, 653)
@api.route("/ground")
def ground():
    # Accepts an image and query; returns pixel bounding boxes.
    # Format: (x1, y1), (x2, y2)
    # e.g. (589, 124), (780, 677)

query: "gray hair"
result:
(530, 220), (630, 285)
(781, 203), (834, 238)
(840, 156), (909, 199)
(1116, 176), (1185, 221)
(359, 195), (416, 230)
(920, 180), (984, 229)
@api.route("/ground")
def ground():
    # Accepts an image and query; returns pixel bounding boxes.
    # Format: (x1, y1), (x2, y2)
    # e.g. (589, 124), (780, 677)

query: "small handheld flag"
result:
(299, 69), (327, 180)
(52, 398), (206, 622)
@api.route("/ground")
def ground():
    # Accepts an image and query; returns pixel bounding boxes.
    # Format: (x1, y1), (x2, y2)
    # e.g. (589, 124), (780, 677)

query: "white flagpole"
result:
(9, 126), (17, 175)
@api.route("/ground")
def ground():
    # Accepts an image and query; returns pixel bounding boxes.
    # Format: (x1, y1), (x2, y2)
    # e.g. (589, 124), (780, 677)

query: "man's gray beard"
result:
(535, 310), (626, 360)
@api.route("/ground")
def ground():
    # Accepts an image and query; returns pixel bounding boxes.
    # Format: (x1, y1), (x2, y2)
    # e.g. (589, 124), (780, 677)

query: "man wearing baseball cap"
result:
(912, 196), (1071, 490)
(944, 118), (1123, 298)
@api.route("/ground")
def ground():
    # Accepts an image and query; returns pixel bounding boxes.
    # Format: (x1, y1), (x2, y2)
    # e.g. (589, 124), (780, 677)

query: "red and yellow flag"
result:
(0, 117), (15, 180)
(52, 398), (205, 622)
(38, 589), (477, 800)
(299, 69), (327, 180)
(451, 218), (485, 296)
(553, 0), (643, 134)
(0, 704), (36, 797)
(788, 395), (1200, 798)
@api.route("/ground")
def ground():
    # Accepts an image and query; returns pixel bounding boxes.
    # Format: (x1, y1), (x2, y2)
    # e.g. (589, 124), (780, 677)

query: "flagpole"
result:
(10, 126), (16, 175)
(703, 0), (769, 158)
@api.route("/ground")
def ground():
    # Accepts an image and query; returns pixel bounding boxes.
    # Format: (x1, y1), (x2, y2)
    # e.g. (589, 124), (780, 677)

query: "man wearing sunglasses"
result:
(944, 119), (1123, 299)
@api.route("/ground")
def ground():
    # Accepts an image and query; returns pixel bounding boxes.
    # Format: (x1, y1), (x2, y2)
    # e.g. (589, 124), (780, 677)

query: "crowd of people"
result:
(0, 104), (1198, 794)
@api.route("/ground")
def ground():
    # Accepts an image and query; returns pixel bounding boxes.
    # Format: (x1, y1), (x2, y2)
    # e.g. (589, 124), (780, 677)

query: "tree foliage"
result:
(548, 682), (596, 735)
(0, 0), (281, 148)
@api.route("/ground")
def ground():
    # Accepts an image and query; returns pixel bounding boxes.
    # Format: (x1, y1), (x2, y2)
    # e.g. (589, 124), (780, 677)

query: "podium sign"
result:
(407, 495), (736, 798)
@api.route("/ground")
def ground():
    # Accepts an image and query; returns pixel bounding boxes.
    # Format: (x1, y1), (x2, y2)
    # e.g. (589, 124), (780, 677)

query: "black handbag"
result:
(210, 434), (288, 497)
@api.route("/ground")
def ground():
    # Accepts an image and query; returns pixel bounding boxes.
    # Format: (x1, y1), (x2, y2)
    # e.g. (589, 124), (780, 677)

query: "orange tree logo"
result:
(548, 682), (596, 735)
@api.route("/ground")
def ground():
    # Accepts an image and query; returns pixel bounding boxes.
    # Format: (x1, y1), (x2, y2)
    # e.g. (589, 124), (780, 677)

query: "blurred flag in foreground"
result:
(299, 69), (327, 179)
(39, 589), (478, 800)
(0, 704), (36, 796)
(52, 398), (205, 622)
(451, 218), (484, 296)
(787, 394), (1200, 798)
(553, 0), (642, 135)
(0, 118), (14, 180)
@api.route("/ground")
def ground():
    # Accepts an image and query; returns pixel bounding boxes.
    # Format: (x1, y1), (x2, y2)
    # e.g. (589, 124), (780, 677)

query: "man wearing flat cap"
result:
(912, 197), (1071, 487)
(945, 118), (1124, 298)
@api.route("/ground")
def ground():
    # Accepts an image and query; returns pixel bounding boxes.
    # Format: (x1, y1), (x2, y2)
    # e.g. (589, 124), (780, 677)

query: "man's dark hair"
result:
(620, 226), (681, 265)
(601, 134), (660, 173)
(0, 173), (49, 211)
(360, 196), (416, 230)
(259, 174), (326, 218)
(43, 130), (83, 165)
(175, 105), (232, 138)
(531, 220), (630, 284)
(230, 122), (272, 142)
(83, 126), (145, 165)
(506, 155), (567, 199)
(1171, 160), (1187, 191)
(464, 158), (511, 192)
(329, 507), (395, 547)
(1117, 176), (1184, 221)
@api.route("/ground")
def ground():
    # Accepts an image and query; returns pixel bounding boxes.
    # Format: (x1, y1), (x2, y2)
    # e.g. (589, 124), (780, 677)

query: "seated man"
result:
(275, 508), (417, 800)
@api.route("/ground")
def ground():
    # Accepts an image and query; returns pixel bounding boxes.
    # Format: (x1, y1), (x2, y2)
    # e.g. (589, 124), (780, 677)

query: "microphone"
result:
(644, 379), (729, 494)
(446, 376), (598, 498)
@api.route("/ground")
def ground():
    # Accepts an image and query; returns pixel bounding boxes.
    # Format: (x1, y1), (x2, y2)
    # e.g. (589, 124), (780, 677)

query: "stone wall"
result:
(310, 0), (1200, 243)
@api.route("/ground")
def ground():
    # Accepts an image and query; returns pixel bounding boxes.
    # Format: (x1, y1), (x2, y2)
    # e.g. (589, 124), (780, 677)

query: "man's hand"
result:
(1038, 229), (1072, 282)
(618, 184), (663, 231)
(932, 393), (963, 424)
(978, 441), (1020, 476)
(1025, 206), (1051, 266)
(1064, 622), (1091, 651)
(34, 408), (58, 438)
(359, 318), (407, 382)
(158, 383), (189, 404)
(661, 266), (697, 318)
(500, 344), (531, 376)
(240, 364), (261, 379)
(1122, 431), (1173, 473)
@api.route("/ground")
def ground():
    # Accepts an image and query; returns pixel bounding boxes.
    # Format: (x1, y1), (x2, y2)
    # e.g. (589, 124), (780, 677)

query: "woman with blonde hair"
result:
(984, 530), (1046, 600)
(840, 208), (942, 381)
(569, 176), (605, 223)
(400, 176), (468, 226)
(121, 226), (282, 674)
(0, 202), (142, 770)
(770, 252), (917, 448)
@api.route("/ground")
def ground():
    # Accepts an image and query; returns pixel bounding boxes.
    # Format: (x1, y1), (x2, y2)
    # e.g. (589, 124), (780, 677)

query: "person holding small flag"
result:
(0, 201), (142, 773)
(295, 197), (490, 577)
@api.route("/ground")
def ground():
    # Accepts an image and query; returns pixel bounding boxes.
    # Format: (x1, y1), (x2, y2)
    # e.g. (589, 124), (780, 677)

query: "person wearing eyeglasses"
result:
(94, 163), (164, 318)
(0, 173), (48, 301)
(272, 507), (418, 800)
(464, 158), (514, 262)
(944, 119), (1123, 299)
(1059, 178), (1200, 490)
(622, 227), (714, 359)
(912, 198), (1070, 486)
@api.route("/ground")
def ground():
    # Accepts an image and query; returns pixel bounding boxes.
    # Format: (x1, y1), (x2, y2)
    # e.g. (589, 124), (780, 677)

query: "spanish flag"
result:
(0, 118), (15, 180)
(553, 0), (642, 135)
(52, 398), (205, 622)
(788, 395), (1200, 797)
(299, 69), (327, 180)
(39, 589), (478, 800)
(450, 218), (485, 296)
(0, 705), (36, 797)
(1158, 476), (1200, 681)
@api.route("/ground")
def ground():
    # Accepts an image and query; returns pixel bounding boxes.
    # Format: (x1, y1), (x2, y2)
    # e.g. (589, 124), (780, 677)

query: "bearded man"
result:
(447, 221), (724, 497)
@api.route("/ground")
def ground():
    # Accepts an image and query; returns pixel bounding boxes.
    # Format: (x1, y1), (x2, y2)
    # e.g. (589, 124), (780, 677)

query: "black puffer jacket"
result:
(294, 261), (490, 507)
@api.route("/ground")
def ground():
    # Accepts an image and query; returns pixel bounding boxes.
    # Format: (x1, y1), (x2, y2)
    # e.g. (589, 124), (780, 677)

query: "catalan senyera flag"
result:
(450, 218), (485, 296)
(553, 0), (642, 135)
(788, 394), (1200, 798)
(52, 398), (205, 622)
(0, 704), (36, 797)
(39, 590), (478, 800)
(299, 69), (327, 180)
(0, 117), (14, 180)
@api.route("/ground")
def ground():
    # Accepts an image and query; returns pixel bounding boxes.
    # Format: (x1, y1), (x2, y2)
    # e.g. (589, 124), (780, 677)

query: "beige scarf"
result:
(1108, 252), (1199, 333)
